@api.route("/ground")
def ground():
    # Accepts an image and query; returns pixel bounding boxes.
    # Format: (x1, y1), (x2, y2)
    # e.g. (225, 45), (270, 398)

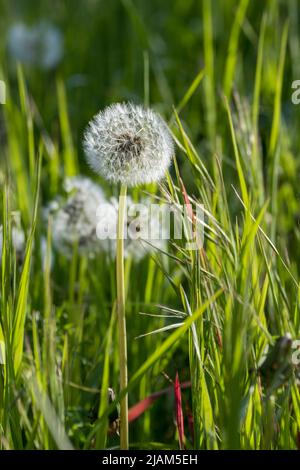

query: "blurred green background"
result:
(1, 0), (300, 450)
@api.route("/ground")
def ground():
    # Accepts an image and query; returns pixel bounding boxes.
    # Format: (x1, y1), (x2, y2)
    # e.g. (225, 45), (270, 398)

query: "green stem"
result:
(116, 184), (128, 450)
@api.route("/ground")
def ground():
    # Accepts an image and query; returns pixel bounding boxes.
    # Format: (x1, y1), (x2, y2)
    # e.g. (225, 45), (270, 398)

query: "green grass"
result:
(0, 0), (300, 450)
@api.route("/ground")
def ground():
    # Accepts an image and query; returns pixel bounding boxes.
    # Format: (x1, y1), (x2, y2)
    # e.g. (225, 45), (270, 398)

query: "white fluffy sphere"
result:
(83, 102), (174, 187)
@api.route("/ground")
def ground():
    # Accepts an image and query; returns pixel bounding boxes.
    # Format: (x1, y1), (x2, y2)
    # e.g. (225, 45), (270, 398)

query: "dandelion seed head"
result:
(45, 176), (168, 261)
(83, 102), (174, 187)
(7, 21), (63, 70)
(46, 176), (106, 257)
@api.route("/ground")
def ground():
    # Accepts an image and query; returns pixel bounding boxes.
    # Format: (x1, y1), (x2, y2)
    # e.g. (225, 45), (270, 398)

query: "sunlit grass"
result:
(0, 0), (300, 450)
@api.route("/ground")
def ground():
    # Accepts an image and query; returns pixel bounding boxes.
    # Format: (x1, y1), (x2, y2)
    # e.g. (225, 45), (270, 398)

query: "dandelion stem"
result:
(116, 183), (128, 450)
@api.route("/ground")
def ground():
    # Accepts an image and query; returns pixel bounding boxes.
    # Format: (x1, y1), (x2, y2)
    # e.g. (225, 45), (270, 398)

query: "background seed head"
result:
(83, 102), (174, 187)
(7, 21), (63, 70)
(45, 176), (107, 258)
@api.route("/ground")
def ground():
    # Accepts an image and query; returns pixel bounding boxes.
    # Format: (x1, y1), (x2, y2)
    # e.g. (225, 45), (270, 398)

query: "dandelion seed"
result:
(83, 102), (174, 187)
(7, 21), (63, 70)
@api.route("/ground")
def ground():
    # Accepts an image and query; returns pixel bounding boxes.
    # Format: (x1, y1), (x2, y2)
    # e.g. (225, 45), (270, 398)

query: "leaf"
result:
(128, 382), (191, 423)
(174, 372), (185, 450)
(12, 155), (41, 377)
(176, 69), (205, 114)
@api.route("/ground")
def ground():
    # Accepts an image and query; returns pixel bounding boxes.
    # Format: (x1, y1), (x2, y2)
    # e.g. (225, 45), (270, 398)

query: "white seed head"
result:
(45, 176), (106, 257)
(0, 212), (25, 263)
(83, 102), (174, 187)
(7, 21), (63, 70)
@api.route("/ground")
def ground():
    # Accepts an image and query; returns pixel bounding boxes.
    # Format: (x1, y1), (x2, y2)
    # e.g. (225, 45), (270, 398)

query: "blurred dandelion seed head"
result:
(7, 21), (63, 70)
(45, 176), (169, 261)
(83, 102), (174, 187)
(45, 176), (107, 257)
